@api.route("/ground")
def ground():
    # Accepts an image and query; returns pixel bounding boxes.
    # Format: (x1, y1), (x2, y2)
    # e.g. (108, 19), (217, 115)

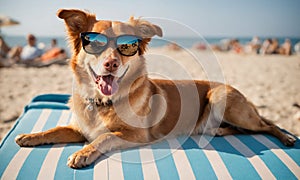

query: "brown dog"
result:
(15, 9), (296, 169)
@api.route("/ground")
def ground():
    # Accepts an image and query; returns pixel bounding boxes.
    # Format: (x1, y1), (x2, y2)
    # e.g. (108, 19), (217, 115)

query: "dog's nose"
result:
(103, 57), (120, 72)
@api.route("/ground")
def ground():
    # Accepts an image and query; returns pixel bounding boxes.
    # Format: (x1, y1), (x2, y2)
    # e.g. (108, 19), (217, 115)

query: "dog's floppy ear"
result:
(57, 9), (96, 56)
(137, 22), (163, 38)
(129, 17), (162, 54)
(57, 9), (96, 34)
(129, 17), (163, 38)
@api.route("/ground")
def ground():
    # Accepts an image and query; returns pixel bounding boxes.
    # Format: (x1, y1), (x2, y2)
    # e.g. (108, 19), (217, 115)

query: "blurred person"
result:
(165, 42), (181, 51)
(260, 38), (271, 55)
(295, 41), (300, 55)
(0, 36), (10, 58)
(20, 34), (43, 62)
(277, 38), (292, 55)
(40, 38), (67, 62)
(0, 36), (22, 67)
(193, 42), (207, 51)
(230, 39), (243, 54)
(211, 38), (231, 52)
(245, 36), (261, 54)
(266, 38), (279, 54)
(44, 38), (58, 51)
(50, 38), (57, 48)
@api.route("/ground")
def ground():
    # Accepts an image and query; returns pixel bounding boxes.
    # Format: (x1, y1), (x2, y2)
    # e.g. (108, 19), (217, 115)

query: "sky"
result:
(0, 0), (300, 38)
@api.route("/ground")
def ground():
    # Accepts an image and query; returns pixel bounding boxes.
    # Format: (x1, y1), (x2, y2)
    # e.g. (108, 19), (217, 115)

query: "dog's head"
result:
(57, 9), (162, 98)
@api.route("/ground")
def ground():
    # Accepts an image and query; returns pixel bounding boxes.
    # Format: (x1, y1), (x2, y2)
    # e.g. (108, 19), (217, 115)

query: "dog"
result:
(15, 9), (296, 169)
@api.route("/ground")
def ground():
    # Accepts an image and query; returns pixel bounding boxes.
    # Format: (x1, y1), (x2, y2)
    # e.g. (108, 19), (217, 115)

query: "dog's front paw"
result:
(15, 134), (41, 147)
(67, 145), (101, 169)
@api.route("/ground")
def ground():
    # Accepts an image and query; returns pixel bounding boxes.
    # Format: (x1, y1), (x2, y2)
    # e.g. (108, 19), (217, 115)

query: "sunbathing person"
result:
(267, 38), (279, 54)
(40, 48), (67, 62)
(260, 39), (271, 55)
(245, 36), (261, 54)
(0, 36), (22, 67)
(277, 38), (292, 55)
(19, 34), (43, 63)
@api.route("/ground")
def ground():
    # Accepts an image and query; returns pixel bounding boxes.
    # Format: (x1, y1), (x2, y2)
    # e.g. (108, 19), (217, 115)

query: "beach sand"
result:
(1, 48), (300, 141)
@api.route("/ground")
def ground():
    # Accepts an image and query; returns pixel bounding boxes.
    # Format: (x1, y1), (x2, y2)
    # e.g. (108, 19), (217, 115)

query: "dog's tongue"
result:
(97, 75), (118, 96)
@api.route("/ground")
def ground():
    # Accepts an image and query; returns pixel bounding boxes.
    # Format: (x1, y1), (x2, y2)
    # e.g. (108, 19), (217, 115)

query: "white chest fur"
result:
(71, 113), (109, 142)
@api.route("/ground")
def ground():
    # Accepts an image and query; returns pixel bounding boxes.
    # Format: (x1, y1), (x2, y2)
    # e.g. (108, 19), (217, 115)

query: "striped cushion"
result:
(0, 94), (299, 179)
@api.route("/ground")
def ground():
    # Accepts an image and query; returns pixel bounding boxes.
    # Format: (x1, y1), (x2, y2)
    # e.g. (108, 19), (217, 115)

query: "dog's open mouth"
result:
(88, 63), (129, 96)
(95, 75), (118, 96)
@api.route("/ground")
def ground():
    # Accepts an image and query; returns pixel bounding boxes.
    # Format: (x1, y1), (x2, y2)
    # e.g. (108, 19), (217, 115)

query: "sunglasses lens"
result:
(117, 36), (140, 56)
(82, 33), (108, 54)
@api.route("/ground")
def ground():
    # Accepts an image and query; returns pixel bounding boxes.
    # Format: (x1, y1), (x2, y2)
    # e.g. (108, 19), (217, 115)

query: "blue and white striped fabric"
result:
(1, 94), (299, 179)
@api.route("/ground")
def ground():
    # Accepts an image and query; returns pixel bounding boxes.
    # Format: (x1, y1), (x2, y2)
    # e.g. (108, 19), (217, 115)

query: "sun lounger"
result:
(0, 94), (299, 179)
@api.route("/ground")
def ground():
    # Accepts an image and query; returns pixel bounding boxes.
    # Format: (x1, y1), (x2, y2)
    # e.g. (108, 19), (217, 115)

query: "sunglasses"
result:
(80, 32), (141, 56)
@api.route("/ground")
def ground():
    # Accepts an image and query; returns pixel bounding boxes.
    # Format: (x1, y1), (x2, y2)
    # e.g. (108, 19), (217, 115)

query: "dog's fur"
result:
(16, 9), (296, 169)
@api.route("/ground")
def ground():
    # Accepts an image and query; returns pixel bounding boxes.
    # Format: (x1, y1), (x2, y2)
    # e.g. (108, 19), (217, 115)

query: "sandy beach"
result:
(1, 48), (300, 141)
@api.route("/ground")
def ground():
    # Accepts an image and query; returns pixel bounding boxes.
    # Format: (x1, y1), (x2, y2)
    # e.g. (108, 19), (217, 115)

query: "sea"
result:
(2, 35), (300, 54)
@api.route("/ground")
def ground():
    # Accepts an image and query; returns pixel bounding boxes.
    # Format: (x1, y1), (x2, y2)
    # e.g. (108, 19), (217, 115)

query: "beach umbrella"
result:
(0, 15), (20, 27)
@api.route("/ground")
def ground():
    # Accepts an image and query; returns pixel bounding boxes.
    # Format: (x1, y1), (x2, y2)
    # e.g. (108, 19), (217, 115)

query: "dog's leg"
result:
(206, 85), (296, 146)
(67, 131), (137, 168)
(15, 126), (86, 147)
(221, 100), (296, 146)
(194, 104), (241, 136)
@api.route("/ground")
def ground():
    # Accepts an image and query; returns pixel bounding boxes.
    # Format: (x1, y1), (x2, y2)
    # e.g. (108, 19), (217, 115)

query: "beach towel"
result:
(0, 94), (299, 179)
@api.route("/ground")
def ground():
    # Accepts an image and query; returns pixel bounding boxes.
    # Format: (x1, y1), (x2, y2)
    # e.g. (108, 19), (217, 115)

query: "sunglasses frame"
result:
(80, 32), (142, 56)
